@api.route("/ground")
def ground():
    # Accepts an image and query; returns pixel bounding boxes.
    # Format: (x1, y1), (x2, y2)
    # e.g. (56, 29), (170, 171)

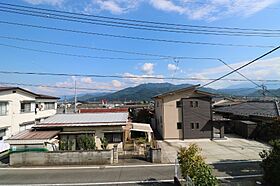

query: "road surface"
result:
(0, 161), (263, 185)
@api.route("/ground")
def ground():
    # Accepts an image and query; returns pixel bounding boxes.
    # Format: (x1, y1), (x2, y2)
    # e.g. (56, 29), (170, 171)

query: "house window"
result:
(20, 102), (31, 113)
(191, 123), (195, 129)
(196, 123), (200, 129)
(176, 101), (182, 108)
(104, 132), (123, 143)
(195, 101), (199, 108)
(190, 101), (193, 107)
(177, 122), (182, 129)
(0, 102), (8, 116)
(45, 102), (55, 110)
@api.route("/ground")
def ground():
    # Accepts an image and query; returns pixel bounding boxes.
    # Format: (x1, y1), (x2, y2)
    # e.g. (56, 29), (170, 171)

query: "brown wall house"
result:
(153, 85), (223, 140)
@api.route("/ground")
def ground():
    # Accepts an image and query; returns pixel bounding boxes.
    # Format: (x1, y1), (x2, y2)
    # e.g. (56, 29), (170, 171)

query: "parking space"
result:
(157, 135), (271, 164)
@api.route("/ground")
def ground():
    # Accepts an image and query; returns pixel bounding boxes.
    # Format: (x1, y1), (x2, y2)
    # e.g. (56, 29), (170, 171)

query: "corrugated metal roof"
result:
(35, 123), (126, 128)
(79, 108), (128, 113)
(39, 112), (129, 125)
(9, 130), (59, 140)
(214, 101), (279, 118)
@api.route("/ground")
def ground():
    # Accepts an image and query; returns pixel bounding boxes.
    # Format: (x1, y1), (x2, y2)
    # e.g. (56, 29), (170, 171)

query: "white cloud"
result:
(191, 57), (280, 89)
(112, 79), (122, 88)
(91, 0), (140, 14)
(123, 72), (164, 85)
(80, 77), (94, 84)
(149, 0), (279, 20)
(140, 63), (154, 75)
(23, 0), (64, 6)
(167, 63), (179, 72)
(23, 0), (279, 20)
(149, 0), (186, 14)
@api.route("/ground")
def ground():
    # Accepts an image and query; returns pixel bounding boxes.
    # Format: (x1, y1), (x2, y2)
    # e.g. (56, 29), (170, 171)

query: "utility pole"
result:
(261, 84), (267, 98)
(74, 80), (77, 113)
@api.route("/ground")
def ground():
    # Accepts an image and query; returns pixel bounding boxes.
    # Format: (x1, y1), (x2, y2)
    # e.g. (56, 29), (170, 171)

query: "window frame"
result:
(176, 101), (182, 108)
(177, 122), (182, 129)
(190, 101), (193, 107)
(104, 132), (123, 143)
(191, 123), (195, 130)
(0, 102), (8, 116)
(44, 102), (55, 110)
(20, 102), (32, 113)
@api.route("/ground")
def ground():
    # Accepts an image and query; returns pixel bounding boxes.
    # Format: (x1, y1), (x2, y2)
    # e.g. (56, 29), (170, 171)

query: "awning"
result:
(130, 123), (153, 133)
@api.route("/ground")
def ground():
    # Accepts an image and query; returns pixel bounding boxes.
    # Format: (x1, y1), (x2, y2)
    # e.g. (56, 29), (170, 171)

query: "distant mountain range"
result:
(61, 83), (280, 102)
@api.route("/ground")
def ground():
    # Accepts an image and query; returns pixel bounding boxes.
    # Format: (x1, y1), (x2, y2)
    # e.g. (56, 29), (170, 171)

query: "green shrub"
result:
(260, 139), (280, 185)
(178, 144), (218, 186)
(77, 135), (96, 150)
(100, 137), (108, 150)
(59, 139), (74, 150)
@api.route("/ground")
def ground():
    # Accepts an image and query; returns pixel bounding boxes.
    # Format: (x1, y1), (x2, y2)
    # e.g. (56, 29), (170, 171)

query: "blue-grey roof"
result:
(214, 101), (280, 118)
(39, 112), (129, 125)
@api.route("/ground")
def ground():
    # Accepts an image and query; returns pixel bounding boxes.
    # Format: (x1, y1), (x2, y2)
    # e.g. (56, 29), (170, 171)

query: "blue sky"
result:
(1, 0), (280, 96)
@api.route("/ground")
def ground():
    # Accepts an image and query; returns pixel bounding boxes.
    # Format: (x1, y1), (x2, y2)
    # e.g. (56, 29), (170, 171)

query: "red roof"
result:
(79, 108), (128, 113)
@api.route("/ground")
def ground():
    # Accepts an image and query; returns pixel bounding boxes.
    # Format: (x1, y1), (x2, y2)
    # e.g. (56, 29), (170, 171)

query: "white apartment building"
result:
(0, 87), (59, 145)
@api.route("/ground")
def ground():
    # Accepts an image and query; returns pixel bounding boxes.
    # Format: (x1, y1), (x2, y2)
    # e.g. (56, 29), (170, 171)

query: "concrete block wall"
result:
(10, 150), (114, 166)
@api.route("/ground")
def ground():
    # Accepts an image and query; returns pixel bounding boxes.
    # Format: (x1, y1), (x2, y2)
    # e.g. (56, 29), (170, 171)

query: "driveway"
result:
(157, 135), (271, 164)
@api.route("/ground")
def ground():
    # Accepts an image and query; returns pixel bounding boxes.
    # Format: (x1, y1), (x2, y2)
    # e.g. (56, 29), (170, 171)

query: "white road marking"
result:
(0, 175), (263, 185)
(0, 164), (174, 170)
(0, 179), (176, 186)
(217, 174), (263, 180)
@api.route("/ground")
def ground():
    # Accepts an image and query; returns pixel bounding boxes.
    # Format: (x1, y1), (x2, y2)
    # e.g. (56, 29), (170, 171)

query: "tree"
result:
(77, 135), (96, 150)
(100, 137), (108, 150)
(259, 139), (280, 185)
(178, 144), (218, 186)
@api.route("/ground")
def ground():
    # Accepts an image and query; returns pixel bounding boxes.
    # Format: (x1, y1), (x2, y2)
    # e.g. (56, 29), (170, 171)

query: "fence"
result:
(10, 149), (115, 166)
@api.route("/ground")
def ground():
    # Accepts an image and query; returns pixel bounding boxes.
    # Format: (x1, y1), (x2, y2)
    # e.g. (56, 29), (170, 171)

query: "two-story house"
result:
(0, 87), (59, 143)
(153, 85), (224, 140)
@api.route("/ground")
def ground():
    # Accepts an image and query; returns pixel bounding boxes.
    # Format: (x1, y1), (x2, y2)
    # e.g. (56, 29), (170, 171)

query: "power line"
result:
(0, 20), (275, 48)
(0, 43), (170, 61)
(201, 45), (280, 88)
(218, 59), (280, 99)
(1, 70), (280, 83)
(1, 2), (280, 32)
(0, 82), (117, 91)
(1, 6), (280, 37)
(0, 35), (222, 59)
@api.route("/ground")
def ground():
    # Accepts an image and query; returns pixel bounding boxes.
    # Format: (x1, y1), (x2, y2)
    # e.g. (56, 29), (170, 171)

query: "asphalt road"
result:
(0, 161), (263, 185)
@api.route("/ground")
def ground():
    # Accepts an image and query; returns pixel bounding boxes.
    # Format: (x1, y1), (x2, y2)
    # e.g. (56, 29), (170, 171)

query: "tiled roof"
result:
(9, 130), (59, 140)
(37, 112), (129, 127)
(214, 101), (280, 118)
